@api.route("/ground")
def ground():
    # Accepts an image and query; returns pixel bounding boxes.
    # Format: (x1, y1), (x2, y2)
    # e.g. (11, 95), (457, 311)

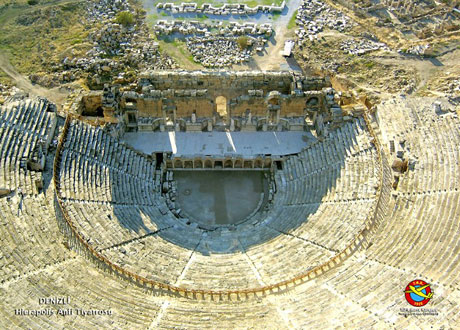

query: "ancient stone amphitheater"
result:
(0, 75), (459, 328)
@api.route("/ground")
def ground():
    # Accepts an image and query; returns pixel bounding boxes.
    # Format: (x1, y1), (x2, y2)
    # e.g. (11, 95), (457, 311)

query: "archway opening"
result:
(216, 96), (227, 118)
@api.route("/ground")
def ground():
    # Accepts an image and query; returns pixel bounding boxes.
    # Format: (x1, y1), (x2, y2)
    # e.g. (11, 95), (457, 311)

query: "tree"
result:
(115, 11), (134, 26)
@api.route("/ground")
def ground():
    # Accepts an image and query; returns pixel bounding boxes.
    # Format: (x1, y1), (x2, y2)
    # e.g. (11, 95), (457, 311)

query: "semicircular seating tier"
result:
(1, 97), (459, 329)
(55, 116), (382, 291)
(0, 98), (57, 195)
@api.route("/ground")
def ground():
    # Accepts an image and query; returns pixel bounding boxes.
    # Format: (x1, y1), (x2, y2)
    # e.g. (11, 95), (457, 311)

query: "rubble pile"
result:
(153, 20), (273, 37)
(447, 78), (460, 96)
(186, 37), (252, 67)
(432, 77), (460, 98)
(351, 0), (460, 37)
(384, 0), (436, 18)
(340, 38), (389, 55)
(89, 23), (135, 56)
(153, 20), (272, 67)
(0, 84), (22, 103)
(61, 40), (177, 85)
(86, 0), (132, 22)
(0, 83), (12, 96)
(404, 44), (430, 56)
(295, 0), (354, 43)
(55, 0), (178, 86)
(156, 1), (285, 16)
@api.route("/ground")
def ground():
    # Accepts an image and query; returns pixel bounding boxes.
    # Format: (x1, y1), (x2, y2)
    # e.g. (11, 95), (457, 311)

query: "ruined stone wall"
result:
(80, 93), (103, 116)
(280, 98), (307, 117)
(136, 98), (162, 117)
(230, 97), (267, 117)
(110, 70), (341, 132)
(175, 99), (214, 118)
(134, 70), (330, 119)
(229, 96), (306, 117)
(139, 71), (296, 96)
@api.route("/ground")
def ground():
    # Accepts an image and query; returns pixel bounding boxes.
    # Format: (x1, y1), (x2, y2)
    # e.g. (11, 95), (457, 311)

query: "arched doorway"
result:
(216, 96), (227, 119)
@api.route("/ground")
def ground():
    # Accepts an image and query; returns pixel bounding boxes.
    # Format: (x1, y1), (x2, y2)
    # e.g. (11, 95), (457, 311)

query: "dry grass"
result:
(0, 0), (87, 77)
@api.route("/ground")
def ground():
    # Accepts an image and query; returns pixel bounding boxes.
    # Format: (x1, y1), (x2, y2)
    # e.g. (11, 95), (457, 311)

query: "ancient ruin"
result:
(0, 0), (459, 328)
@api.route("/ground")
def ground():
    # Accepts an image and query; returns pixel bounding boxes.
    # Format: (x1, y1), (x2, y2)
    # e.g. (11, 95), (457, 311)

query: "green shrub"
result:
(115, 11), (134, 26)
(27, 0), (39, 5)
(237, 36), (249, 50)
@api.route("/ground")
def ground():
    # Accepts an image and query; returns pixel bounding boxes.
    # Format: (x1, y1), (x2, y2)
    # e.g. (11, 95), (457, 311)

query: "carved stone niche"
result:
(265, 91), (281, 108)
(265, 91), (281, 124)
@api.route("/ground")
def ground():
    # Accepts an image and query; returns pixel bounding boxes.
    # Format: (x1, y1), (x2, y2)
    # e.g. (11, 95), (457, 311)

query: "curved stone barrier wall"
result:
(53, 111), (390, 299)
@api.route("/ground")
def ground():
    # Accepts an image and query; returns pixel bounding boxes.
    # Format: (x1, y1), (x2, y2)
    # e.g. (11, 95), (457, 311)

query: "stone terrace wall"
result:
(156, 1), (286, 16)
(138, 70), (328, 95)
(130, 70), (330, 120)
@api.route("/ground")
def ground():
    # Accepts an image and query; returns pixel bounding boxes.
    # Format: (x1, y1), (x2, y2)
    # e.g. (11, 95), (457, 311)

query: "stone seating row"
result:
(0, 129), (43, 194)
(315, 255), (458, 328)
(376, 98), (418, 138)
(59, 149), (157, 205)
(62, 201), (166, 250)
(272, 275), (387, 329)
(65, 121), (155, 181)
(266, 199), (374, 252)
(283, 119), (374, 181)
(397, 116), (460, 192)
(239, 226), (335, 285)
(0, 98), (54, 142)
(155, 297), (284, 329)
(0, 99), (56, 194)
(0, 256), (163, 329)
(367, 191), (460, 288)
(377, 98), (459, 193)
(103, 233), (195, 286)
(279, 149), (378, 205)
(0, 197), (71, 283)
(177, 244), (263, 290)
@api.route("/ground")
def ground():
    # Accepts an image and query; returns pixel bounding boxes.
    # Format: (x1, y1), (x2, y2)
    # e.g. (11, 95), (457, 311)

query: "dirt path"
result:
(373, 49), (460, 94)
(252, 0), (301, 70)
(0, 53), (69, 109)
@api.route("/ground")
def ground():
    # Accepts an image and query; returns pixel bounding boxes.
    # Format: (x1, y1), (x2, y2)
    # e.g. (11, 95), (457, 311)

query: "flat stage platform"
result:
(122, 131), (315, 157)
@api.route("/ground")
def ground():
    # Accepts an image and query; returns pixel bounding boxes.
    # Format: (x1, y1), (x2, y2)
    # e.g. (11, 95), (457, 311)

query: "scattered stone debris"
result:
(0, 84), (24, 104)
(349, 0), (460, 37)
(152, 20), (273, 67)
(295, 0), (354, 43)
(186, 37), (253, 67)
(55, 0), (178, 87)
(426, 77), (460, 99)
(340, 38), (389, 55)
(153, 20), (273, 38)
(86, 0), (131, 22)
(403, 44), (430, 56)
(156, 1), (286, 16)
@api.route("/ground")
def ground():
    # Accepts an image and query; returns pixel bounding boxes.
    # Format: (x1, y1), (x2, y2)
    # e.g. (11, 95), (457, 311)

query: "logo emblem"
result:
(404, 280), (433, 307)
